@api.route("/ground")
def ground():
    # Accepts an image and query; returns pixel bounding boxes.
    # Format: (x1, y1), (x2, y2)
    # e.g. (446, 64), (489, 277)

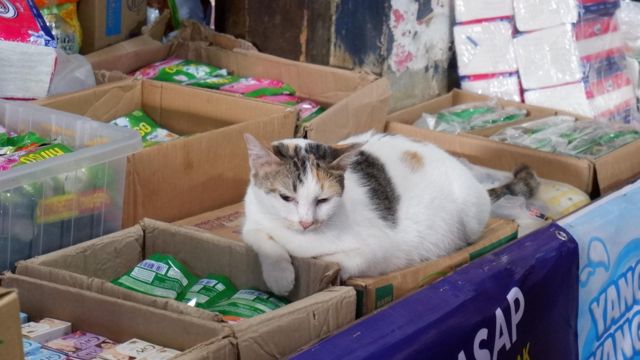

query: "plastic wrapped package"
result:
(38, 0), (81, 54)
(460, 73), (523, 102)
(524, 82), (593, 117)
(454, 0), (514, 23)
(47, 49), (96, 97)
(513, 0), (620, 32)
(490, 116), (640, 158)
(413, 100), (527, 134)
(459, 158), (590, 235)
(453, 21), (518, 76)
(513, 0), (579, 32)
(617, 0), (640, 61)
(514, 24), (584, 90)
(168, 0), (205, 29)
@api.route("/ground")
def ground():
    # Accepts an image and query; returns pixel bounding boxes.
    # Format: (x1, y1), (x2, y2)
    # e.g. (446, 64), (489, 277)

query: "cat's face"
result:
(244, 134), (360, 232)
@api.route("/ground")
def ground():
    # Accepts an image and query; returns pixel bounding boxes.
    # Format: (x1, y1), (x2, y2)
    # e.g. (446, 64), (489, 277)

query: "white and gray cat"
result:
(242, 131), (538, 296)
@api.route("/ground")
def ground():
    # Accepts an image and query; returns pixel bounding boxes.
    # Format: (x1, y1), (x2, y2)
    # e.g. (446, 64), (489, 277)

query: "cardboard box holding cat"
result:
(15, 220), (356, 360)
(84, 38), (392, 143)
(0, 273), (236, 359)
(387, 89), (640, 197)
(36, 79), (297, 228)
(175, 202), (519, 316)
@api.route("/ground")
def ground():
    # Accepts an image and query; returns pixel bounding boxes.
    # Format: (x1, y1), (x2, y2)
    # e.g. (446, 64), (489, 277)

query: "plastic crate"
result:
(0, 100), (141, 271)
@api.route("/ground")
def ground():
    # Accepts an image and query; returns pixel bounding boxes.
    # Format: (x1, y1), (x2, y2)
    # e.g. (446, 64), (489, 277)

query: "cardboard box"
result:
(79, 0), (147, 54)
(176, 202), (245, 242)
(86, 39), (391, 143)
(16, 219), (356, 359)
(1, 274), (235, 359)
(175, 203), (519, 317)
(347, 218), (519, 316)
(0, 287), (22, 360)
(37, 79), (297, 227)
(387, 89), (640, 197)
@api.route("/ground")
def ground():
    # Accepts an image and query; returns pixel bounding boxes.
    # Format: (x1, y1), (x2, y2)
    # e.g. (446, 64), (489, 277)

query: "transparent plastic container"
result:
(0, 100), (142, 271)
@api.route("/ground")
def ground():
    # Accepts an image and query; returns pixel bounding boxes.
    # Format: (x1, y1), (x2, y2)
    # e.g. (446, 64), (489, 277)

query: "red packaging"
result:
(0, 0), (57, 47)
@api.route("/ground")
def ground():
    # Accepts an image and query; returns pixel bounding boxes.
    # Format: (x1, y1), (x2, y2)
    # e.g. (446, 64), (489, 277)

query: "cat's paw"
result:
(263, 260), (295, 296)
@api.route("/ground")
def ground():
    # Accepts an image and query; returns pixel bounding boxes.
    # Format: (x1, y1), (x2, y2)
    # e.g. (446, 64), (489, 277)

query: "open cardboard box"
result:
(15, 220), (356, 359)
(0, 287), (22, 360)
(175, 202), (519, 316)
(85, 39), (391, 143)
(36, 79), (297, 228)
(1, 274), (236, 359)
(387, 89), (640, 197)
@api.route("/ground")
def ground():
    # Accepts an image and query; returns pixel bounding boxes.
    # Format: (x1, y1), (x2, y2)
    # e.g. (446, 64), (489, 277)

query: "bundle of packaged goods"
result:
(0, 100), (140, 272)
(454, 0), (638, 123)
(490, 115), (640, 158)
(86, 39), (390, 142)
(1, 274), (236, 359)
(112, 254), (289, 323)
(110, 109), (179, 148)
(133, 58), (326, 126)
(21, 315), (180, 359)
(35, 0), (82, 54)
(0, 0), (57, 99)
(413, 100), (528, 133)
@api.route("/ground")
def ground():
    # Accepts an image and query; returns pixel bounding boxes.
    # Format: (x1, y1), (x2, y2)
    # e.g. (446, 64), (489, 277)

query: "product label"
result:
(36, 189), (111, 224)
(560, 180), (640, 360)
(105, 0), (122, 36)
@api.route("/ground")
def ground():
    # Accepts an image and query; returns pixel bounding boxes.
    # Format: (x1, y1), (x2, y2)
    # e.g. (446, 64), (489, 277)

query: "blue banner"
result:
(560, 180), (640, 360)
(292, 224), (579, 360)
(105, 0), (122, 37)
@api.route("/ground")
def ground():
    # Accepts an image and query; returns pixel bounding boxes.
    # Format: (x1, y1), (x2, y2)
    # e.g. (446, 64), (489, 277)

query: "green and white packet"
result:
(178, 274), (237, 309)
(112, 254), (197, 299)
(110, 110), (179, 148)
(208, 288), (289, 323)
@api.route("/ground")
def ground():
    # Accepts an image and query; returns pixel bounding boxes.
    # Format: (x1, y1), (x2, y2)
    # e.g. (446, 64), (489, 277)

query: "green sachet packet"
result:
(188, 75), (242, 90)
(7, 131), (48, 149)
(208, 288), (290, 323)
(112, 254), (198, 300)
(178, 274), (238, 309)
(110, 110), (179, 148)
(133, 58), (228, 83)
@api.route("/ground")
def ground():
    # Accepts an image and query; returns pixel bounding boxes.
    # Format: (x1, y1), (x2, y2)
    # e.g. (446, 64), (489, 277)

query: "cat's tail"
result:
(488, 165), (540, 203)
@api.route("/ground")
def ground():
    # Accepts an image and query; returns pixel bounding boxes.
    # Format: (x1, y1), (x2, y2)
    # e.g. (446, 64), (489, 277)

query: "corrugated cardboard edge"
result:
(346, 219), (519, 315)
(234, 286), (356, 360)
(305, 77), (392, 143)
(0, 286), (22, 360)
(86, 36), (163, 65)
(1, 274), (234, 359)
(175, 337), (239, 360)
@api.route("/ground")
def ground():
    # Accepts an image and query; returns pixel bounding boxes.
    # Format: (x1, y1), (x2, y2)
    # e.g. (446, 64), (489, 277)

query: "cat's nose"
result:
(299, 220), (314, 230)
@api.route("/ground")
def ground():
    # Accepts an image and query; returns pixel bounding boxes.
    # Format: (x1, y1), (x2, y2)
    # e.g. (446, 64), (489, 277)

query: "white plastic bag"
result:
(47, 50), (96, 97)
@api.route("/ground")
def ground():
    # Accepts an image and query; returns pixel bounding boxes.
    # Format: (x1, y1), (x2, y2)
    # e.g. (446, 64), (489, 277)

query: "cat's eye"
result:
(279, 194), (294, 202)
(316, 198), (330, 205)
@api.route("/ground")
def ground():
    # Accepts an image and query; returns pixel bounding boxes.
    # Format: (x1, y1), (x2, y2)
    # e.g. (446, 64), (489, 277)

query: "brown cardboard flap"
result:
(386, 121), (595, 194)
(233, 286), (356, 360)
(0, 287), (22, 360)
(306, 77), (392, 142)
(16, 225), (144, 280)
(1, 274), (231, 353)
(175, 202), (245, 242)
(86, 36), (163, 65)
(594, 140), (640, 196)
(123, 110), (296, 225)
(142, 10), (171, 41)
(142, 219), (340, 301)
(37, 79), (141, 119)
(89, 43), (172, 73)
(176, 337), (238, 360)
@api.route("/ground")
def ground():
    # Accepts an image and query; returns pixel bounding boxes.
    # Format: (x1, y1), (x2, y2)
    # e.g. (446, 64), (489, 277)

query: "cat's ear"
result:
(244, 133), (281, 171)
(329, 143), (363, 171)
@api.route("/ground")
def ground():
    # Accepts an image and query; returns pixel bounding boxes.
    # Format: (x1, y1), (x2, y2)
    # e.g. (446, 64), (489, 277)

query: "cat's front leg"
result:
(243, 228), (295, 296)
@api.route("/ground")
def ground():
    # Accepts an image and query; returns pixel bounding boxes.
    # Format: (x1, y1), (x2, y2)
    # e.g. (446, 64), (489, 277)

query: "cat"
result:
(242, 131), (539, 296)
